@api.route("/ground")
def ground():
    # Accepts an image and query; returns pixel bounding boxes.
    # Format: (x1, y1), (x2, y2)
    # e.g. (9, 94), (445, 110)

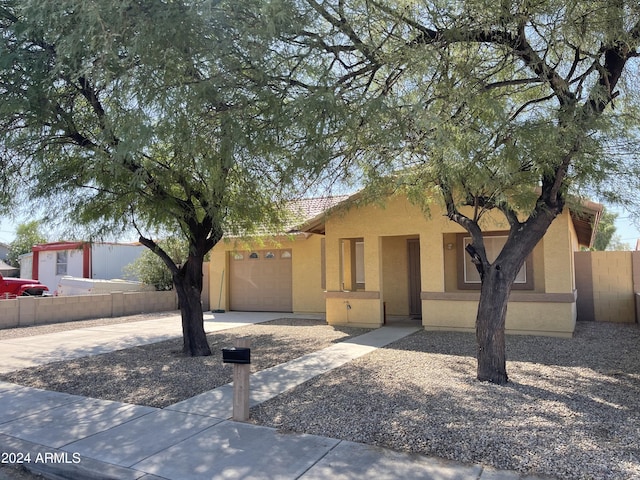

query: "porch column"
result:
(421, 228), (444, 292)
(420, 227), (446, 329)
(325, 235), (383, 328)
(363, 234), (382, 293)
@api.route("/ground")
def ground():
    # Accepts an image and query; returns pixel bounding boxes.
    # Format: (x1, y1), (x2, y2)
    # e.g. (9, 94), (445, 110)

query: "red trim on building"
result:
(32, 242), (84, 252)
(31, 241), (91, 279)
(32, 250), (39, 280)
(83, 243), (91, 278)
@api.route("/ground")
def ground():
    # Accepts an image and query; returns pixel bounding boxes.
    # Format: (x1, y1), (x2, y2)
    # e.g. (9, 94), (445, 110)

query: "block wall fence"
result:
(575, 251), (640, 323)
(0, 263), (210, 330)
(0, 290), (179, 329)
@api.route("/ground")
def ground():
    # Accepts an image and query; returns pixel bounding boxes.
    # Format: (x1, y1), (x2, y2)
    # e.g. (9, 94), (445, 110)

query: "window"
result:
(56, 251), (68, 275)
(265, 251), (275, 259)
(355, 241), (365, 286)
(457, 233), (533, 290)
(340, 238), (365, 290)
(249, 252), (259, 259)
(321, 238), (326, 290)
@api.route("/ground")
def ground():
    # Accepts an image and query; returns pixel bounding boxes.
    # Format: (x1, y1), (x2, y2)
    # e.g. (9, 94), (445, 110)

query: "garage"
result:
(229, 249), (293, 312)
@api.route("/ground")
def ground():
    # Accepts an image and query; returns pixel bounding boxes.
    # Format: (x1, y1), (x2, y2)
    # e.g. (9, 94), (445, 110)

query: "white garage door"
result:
(229, 249), (292, 312)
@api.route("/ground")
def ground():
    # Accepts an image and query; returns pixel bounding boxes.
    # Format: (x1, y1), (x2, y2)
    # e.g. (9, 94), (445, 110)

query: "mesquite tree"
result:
(0, 0), (314, 355)
(283, 0), (640, 382)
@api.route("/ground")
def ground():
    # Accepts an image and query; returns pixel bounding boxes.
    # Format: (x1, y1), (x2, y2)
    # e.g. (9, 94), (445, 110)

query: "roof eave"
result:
(570, 200), (604, 248)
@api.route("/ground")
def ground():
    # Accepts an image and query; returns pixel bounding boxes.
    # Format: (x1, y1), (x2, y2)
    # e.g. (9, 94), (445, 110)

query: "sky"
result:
(0, 217), (16, 245)
(1, 203), (639, 249)
(608, 206), (640, 250)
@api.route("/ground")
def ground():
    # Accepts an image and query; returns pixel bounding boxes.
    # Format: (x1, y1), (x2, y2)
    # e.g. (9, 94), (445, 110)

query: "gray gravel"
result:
(250, 322), (640, 480)
(0, 318), (367, 408)
(2, 316), (639, 479)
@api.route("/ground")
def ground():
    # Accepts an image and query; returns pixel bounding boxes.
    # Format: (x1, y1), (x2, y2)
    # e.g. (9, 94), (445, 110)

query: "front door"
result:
(407, 239), (422, 318)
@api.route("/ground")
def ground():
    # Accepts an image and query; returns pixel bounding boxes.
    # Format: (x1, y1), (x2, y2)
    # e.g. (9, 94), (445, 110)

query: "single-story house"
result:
(209, 193), (602, 337)
(19, 241), (147, 293)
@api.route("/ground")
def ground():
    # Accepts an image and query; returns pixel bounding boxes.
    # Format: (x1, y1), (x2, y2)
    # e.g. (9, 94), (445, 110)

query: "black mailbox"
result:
(222, 347), (251, 364)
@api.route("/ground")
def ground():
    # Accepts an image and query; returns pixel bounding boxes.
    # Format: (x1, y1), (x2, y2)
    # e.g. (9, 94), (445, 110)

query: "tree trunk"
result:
(173, 254), (211, 356)
(476, 266), (512, 384)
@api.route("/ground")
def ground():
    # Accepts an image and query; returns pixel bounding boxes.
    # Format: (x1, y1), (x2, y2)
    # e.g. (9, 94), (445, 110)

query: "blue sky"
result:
(608, 206), (640, 249)
(0, 217), (16, 245)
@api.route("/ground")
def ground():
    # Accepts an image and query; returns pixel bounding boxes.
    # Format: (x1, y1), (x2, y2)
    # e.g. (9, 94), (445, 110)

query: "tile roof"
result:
(285, 195), (351, 229)
(224, 195), (352, 238)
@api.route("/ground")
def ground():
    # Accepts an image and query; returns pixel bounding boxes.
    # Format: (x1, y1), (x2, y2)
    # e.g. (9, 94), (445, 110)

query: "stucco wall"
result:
(323, 195), (580, 335)
(422, 292), (577, 337)
(209, 235), (326, 314)
(291, 235), (325, 313)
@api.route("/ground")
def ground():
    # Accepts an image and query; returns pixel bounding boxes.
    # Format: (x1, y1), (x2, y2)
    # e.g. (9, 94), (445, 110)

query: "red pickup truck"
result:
(0, 273), (49, 299)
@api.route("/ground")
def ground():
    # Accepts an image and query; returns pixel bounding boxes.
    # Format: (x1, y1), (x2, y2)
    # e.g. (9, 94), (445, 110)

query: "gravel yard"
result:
(0, 318), (367, 408)
(250, 322), (640, 480)
(1, 317), (638, 479)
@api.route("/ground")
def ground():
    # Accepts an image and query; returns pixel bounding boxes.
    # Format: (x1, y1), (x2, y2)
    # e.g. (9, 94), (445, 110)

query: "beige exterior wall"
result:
(422, 292), (577, 337)
(325, 292), (383, 328)
(323, 195), (581, 335)
(0, 291), (178, 330)
(292, 235), (325, 313)
(209, 195), (591, 336)
(324, 196), (428, 327)
(209, 235), (326, 314)
(544, 213), (575, 293)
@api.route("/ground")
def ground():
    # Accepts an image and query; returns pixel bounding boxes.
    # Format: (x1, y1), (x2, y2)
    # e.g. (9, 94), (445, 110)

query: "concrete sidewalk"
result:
(0, 313), (553, 479)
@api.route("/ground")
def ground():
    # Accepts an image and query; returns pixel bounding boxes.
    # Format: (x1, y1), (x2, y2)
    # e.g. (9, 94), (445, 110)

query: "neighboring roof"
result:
(31, 241), (143, 252)
(0, 259), (18, 276)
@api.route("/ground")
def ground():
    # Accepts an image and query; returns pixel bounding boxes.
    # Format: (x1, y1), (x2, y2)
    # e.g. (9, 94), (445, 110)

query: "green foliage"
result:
(281, 0), (640, 220)
(124, 238), (188, 291)
(0, 0), (337, 354)
(6, 220), (47, 267)
(593, 209), (618, 251)
(0, 0), (321, 266)
(271, 0), (640, 380)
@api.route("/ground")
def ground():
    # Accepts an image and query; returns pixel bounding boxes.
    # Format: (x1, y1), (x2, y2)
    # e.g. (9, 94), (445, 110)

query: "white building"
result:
(19, 241), (146, 293)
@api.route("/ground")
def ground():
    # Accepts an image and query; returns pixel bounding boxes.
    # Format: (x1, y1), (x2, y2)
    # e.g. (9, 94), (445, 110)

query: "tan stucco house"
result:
(209, 193), (602, 337)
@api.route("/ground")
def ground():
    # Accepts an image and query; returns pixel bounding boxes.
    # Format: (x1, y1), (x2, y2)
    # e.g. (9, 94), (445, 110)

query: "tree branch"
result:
(137, 234), (179, 276)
